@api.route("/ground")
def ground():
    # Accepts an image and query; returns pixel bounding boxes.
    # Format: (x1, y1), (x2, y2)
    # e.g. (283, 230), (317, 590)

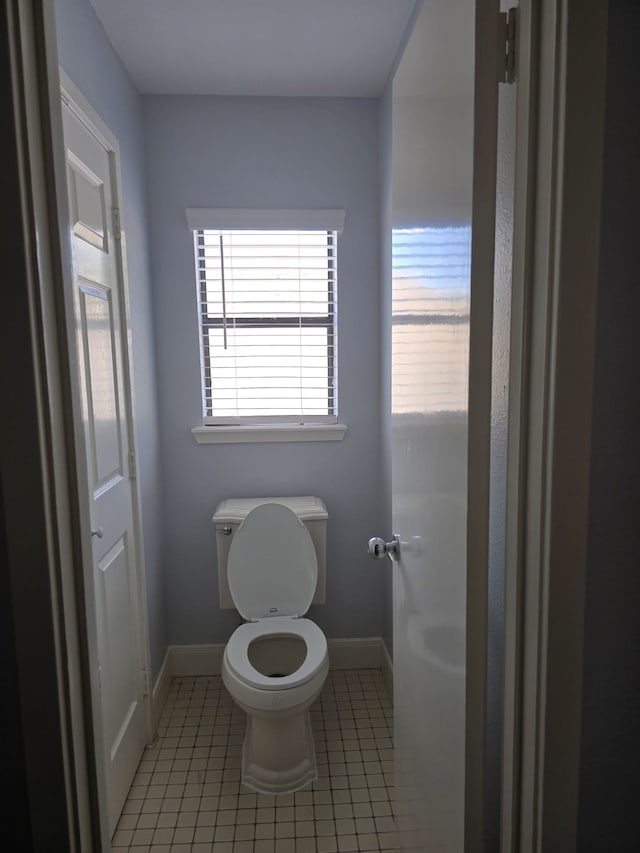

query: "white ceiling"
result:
(88, 0), (417, 97)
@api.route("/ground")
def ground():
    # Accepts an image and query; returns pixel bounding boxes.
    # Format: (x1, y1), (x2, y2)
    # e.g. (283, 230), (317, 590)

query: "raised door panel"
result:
(97, 536), (137, 754)
(68, 152), (109, 252)
(78, 281), (123, 491)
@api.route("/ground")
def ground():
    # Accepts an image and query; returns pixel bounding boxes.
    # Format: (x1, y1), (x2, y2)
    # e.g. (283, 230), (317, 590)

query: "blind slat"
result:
(195, 227), (337, 421)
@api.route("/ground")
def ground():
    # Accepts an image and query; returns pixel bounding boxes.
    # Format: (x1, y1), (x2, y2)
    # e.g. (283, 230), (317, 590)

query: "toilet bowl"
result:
(219, 501), (329, 794)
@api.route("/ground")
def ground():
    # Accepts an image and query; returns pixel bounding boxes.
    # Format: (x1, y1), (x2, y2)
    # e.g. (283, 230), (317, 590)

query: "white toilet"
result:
(213, 497), (330, 794)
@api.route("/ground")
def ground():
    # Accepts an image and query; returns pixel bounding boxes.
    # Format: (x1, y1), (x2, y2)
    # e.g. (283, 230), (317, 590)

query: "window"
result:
(188, 209), (344, 429)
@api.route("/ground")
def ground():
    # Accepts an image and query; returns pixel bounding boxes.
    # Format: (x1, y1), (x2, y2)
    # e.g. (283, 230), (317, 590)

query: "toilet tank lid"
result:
(212, 496), (327, 525)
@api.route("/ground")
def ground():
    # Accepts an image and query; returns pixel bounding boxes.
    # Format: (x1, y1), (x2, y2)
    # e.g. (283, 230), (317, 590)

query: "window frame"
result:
(187, 210), (345, 429)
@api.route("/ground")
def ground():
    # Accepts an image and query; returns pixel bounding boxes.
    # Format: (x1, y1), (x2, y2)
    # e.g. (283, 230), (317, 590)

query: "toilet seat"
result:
(225, 616), (327, 691)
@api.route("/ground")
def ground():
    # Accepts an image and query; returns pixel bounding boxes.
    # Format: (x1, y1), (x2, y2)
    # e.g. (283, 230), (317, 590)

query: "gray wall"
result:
(54, 0), (167, 678)
(578, 1), (640, 848)
(142, 95), (385, 644)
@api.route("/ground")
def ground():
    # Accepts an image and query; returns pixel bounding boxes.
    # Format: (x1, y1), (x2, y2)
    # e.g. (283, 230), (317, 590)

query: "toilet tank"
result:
(212, 496), (328, 610)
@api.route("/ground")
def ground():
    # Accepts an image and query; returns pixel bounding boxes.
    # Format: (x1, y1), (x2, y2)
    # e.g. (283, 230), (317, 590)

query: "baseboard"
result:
(165, 637), (390, 678)
(148, 637), (393, 733)
(171, 643), (225, 676)
(150, 648), (172, 734)
(380, 639), (393, 696)
(327, 637), (384, 670)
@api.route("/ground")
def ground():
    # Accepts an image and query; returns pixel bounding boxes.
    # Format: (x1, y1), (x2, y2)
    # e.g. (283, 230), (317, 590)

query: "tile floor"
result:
(112, 669), (398, 852)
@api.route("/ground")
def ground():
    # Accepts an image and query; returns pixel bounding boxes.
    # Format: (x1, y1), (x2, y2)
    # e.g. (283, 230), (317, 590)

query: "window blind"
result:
(194, 228), (338, 424)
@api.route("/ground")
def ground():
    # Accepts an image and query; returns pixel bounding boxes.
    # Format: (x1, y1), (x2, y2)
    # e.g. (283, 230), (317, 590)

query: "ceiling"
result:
(88, 0), (417, 97)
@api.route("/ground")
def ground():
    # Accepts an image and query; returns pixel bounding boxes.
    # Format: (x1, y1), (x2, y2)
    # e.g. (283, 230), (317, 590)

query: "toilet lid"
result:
(227, 503), (317, 620)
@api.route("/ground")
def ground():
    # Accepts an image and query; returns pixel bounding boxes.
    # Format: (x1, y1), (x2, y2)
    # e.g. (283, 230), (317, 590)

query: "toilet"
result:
(213, 497), (330, 794)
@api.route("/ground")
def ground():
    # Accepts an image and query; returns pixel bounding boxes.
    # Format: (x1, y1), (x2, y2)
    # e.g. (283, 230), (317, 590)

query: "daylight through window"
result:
(194, 228), (338, 424)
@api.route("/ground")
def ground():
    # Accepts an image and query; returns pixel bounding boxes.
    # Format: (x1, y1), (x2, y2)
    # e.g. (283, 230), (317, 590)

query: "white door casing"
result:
(61, 86), (149, 838)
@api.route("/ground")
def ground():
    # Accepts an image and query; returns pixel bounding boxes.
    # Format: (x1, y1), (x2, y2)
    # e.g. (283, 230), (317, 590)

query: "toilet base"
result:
(241, 709), (316, 794)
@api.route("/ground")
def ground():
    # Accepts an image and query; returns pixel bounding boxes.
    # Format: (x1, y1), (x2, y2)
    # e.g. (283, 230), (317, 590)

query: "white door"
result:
(389, 1), (507, 849)
(62, 97), (147, 836)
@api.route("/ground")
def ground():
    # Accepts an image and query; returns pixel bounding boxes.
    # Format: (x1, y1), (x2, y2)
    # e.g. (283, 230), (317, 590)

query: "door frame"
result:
(0, 2), (100, 849)
(500, 1), (608, 850)
(59, 68), (154, 832)
(465, 0), (506, 848)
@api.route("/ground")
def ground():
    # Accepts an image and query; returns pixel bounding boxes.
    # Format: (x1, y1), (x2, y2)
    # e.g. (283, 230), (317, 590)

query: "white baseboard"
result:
(171, 643), (225, 677)
(148, 637), (393, 732)
(167, 637), (391, 677)
(327, 637), (384, 670)
(380, 639), (393, 696)
(150, 648), (172, 735)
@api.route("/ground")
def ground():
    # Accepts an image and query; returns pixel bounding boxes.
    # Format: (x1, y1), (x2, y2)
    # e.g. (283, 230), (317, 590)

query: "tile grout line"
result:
(113, 668), (398, 853)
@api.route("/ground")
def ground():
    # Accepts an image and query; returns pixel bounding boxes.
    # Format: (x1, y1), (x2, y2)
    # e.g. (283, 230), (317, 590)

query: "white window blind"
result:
(193, 225), (339, 425)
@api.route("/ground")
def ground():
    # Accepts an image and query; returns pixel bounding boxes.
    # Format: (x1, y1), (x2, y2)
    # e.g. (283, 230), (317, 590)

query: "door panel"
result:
(78, 282), (123, 486)
(62, 99), (146, 836)
(68, 153), (109, 251)
(391, 1), (475, 849)
(97, 536), (136, 746)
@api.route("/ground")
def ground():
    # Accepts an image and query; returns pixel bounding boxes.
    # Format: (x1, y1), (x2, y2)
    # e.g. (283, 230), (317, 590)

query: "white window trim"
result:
(191, 423), (347, 444)
(188, 208), (346, 441)
(186, 208), (345, 232)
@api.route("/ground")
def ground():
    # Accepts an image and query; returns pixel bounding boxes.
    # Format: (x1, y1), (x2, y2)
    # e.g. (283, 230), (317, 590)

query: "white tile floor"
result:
(112, 669), (398, 852)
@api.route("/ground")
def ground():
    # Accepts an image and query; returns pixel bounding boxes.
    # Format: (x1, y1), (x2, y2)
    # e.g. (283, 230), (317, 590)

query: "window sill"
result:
(191, 423), (348, 444)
